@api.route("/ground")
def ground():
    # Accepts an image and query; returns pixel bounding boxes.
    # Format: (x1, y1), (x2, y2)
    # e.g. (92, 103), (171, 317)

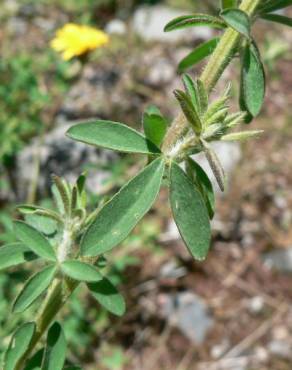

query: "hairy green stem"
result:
(15, 277), (78, 370)
(161, 0), (261, 154)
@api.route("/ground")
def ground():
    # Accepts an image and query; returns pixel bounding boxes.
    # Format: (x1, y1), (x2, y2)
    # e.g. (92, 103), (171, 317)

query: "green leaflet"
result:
(197, 79), (209, 115)
(143, 105), (168, 147)
(220, 9), (250, 38)
(14, 221), (56, 261)
(174, 89), (202, 135)
(221, 130), (263, 141)
(203, 143), (226, 192)
(17, 205), (62, 223)
(52, 175), (71, 215)
(258, 0), (292, 14)
(66, 120), (161, 155)
(24, 349), (44, 370)
(25, 213), (58, 237)
(179, 37), (220, 72)
(13, 265), (56, 313)
(88, 277), (126, 316)
(186, 158), (215, 219)
(260, 13), (292, 27)
(182, 74), (200, 112)
(164, 13), (226, 32)
(43, 322), (67, 370)
(169, 162), (211, 261)
(81, 157), (165, 256)
(61, 260), (102, 282)
(221, 0), (238, 9)
(0, 242), (36, 270)
(4, 322), (36, 370)
(241, 43), (265, 117)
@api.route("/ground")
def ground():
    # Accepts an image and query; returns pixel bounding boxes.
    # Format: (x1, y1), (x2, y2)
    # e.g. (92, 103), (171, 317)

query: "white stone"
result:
(105, 19), (126, 35)
(133, 5), (213, 43)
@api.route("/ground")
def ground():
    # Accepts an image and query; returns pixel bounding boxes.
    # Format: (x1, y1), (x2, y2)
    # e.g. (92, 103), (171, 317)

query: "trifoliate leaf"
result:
(67, 120), (161, 155)
(164, 14), (226, 32)
(178, 37), (220, 72)
(220, 8), (251, 38)
(13, 265), (56, 313)
(81, 157), (165, 256)
(169, 162), (211, 260)
(4, 322), (36, 370)
(14, 221), (56, 261)
(61, 260), (102, 282)
(87, 278), (126, 316)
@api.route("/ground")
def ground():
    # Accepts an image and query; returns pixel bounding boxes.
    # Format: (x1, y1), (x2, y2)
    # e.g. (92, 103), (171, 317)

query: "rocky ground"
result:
(1, 2), (292, 370)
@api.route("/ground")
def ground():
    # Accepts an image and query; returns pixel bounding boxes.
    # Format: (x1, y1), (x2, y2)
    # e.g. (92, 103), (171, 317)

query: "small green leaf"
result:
(13, 265), (56, 313)
(241, 43), (265, 117)
(203, 143), (226, 192)
(169, 162), (211, 261)
(64, 367), (82, 370)
(205, 107), (228, 126)
(197, 79), (209, 115)
(52, 176), (71, 216)
(260, 13), (292, 27)
(221, 130), (263, 141)
(4, 322), (36, 370)
(43, 322), (66, 370)
(14, 221), (56, 261)
(143, 106), (168, 147)
(224, 111), (246, 127)
(182, 74), (200, 112)
(0, 243), (36, 270)
(24, 349), (44, 370)
(67, 120), (161, 155)
(164, 14), (226, 32)
(174, 89), (202, 134)
(81, 157), (165, 256)
(88, 278), (126, 316)
(179, 37), (220, 72)
(258, 0), (292, 14)
(61, 260), (102, 282)
(17, 205), (62, 223)
(186, 158), (215, 219)
(220, 8), (250, 37)
(221, 0), (237, 9)
(76, 172), (87, 194)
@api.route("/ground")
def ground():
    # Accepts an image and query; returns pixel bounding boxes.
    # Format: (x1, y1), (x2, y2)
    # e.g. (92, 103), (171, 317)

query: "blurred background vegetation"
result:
(0, 0), (291, 369)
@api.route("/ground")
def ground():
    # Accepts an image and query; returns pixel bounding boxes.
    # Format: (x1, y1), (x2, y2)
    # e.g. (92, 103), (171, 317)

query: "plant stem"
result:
(15, 277), (78, 370)
(161, 0), (261, 154)
(14, 1), (262, 368)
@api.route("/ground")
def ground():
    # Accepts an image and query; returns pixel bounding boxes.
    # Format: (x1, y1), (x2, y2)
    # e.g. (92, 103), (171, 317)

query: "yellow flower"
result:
(50, 23), (109, 61)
